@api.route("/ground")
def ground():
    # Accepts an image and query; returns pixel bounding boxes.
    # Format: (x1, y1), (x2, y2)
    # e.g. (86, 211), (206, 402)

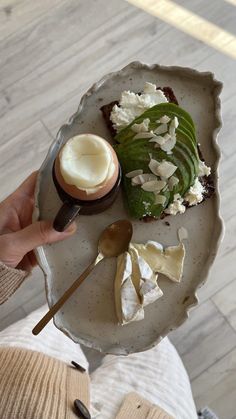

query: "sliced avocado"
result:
(115, 103), (196, 145)
(114, 103), (199, 219)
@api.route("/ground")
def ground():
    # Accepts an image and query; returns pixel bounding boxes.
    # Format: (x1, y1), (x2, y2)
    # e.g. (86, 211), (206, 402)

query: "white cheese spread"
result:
(198, 160), (211, 177)
(184, 178), (205, 206)
(110, 82), (167, 131)
(164, 193), (186, 215)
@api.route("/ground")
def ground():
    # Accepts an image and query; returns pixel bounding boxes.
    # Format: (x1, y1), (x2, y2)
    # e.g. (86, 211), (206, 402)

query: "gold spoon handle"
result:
(32, 253), (104, 336)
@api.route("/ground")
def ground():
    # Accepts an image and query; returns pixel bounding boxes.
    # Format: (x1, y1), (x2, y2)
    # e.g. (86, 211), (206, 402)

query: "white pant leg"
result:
(90, 337), (197, 419)
(0, 305), (88, 369)
(0, 308), (197, 418)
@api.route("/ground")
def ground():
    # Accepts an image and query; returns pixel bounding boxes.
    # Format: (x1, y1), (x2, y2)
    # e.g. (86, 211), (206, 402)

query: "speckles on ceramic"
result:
(33, 62), (224, 355)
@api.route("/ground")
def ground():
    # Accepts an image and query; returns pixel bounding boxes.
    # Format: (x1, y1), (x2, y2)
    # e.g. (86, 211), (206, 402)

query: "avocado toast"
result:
(101, 82), (214, 220)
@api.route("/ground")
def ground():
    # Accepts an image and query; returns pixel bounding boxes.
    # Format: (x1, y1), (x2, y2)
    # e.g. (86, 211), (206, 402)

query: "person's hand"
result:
(0, 172), (77, 271)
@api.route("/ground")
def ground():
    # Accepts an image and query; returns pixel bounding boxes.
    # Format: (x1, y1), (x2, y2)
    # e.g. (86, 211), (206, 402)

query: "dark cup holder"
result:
(52, 162), (122, 232)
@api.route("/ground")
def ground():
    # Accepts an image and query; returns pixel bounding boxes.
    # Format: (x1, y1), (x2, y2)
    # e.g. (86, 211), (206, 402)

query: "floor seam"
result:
(190, 344), (236, 382)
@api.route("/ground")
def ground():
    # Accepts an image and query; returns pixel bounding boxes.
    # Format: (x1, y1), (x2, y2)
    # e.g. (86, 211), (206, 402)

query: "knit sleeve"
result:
(116, 392), (174, 419)
(0, 262), (28, 305)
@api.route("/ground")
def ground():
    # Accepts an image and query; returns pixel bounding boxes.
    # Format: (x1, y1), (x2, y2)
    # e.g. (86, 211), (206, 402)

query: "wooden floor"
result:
(0, 0), (236, 417)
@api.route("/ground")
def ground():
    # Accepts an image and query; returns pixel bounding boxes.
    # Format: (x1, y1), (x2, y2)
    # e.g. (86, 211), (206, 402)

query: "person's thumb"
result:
(13, 220), (77, 254)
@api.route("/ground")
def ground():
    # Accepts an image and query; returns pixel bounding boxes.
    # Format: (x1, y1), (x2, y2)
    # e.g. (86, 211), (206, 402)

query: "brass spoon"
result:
(32, 219), (133, 335)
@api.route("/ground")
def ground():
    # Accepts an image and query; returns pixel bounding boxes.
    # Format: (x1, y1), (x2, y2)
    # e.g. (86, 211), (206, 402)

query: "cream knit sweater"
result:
(0, 262), (172, 419)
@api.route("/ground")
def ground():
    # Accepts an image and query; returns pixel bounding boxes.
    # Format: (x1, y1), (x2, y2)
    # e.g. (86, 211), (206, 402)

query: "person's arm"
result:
(0, 263), (28, 305)
(0, 172), (76, 304)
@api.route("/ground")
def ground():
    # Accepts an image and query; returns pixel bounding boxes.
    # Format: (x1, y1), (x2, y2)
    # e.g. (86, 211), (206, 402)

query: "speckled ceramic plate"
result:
(33, 62), (223, 354)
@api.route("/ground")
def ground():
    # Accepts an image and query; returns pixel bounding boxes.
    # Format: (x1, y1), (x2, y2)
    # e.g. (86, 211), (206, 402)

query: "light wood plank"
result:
(0, 121), (53, 201)
(0, 95), (9, 118)
(134, 17), (236, 99)
(0, 0), (130, 89)
(170, 299), (236, 380)
(173, 0), (236, 35)
(127, 0), (236, 59)
(42, 27), (217, 138)
(219, 176), (236, 222)
(195, 50), (236, 100)
(224, 0), (236, 6)
(220, 149), (236, 189)
(0, 0), (64, 42)
(220, 99), (236, 158)
(0, 2), (169, 144)
(197, 246), (236, 303)
(220, 215), (236, 257)
(212, 279), (236, 332)
(192, 347), (236, 419)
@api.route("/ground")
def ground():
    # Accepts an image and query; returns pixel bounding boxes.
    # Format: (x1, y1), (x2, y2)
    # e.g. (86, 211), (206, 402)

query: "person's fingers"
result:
(4, 172), (38, 208)
(16, 171), (38, 197)
(1, 172), (39, 216)
(10, 220), (77, 255)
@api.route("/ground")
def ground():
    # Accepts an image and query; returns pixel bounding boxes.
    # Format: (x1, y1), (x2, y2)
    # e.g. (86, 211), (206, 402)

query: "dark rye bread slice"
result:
(101, 87), (214, 221)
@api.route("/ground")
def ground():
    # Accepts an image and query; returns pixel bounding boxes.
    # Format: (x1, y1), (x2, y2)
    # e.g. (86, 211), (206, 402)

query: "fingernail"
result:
(64, 222), (77, 234)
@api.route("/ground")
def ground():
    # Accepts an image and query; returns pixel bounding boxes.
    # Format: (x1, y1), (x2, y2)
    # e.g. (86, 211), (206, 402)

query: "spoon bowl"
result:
(98, 219), (133, 257)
